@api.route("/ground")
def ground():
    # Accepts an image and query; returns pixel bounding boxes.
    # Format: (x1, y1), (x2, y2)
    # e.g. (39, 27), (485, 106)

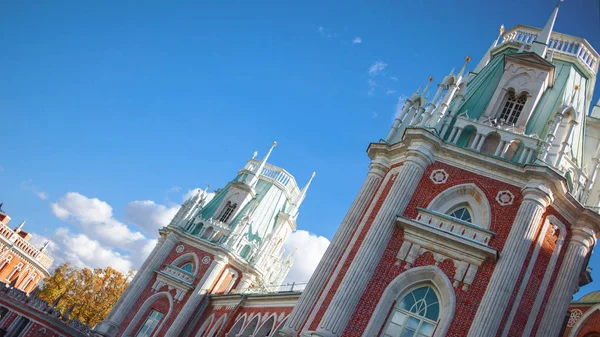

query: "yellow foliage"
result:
(38, 263), (133, 327)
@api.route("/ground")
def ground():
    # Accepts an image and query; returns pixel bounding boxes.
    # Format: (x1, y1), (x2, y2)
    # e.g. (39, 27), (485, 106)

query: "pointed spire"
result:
(457, 56), (471, 79)
(40, 241), (50, 252)
(15, 221), (25, 233)
(532, 1), (561, 57)
(473, 25), (505, 74)
(248, 142), (277, 187)
(422, 76), (434, 96)
(296, 172), (316, 211)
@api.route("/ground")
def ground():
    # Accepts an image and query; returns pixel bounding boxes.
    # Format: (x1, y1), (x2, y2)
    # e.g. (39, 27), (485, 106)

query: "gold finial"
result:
(575, 85), (580, 91)
(311, 172), (316, 178)
(465, 56), (471, 63)
(428, 76), (433, 82)
(273, 141), (278, 147)
(252, 151), (258, 159)
(500, 25), (505, 35)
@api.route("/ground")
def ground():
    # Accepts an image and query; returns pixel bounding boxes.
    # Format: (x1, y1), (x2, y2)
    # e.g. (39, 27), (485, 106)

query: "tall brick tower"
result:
(94, 142), (315, 337)
(278, 3), (600, 337)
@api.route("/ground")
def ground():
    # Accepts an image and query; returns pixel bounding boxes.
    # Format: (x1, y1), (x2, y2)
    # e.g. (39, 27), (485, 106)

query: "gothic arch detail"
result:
(122, 292), (173, 337)
(568, 304), (600, 337)
(427, 183), (492, 228)
(362, 266), (456, 337)
(171, 252), (200, 276)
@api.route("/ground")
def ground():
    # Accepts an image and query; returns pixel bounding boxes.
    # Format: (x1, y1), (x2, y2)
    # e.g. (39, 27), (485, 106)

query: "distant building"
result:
(0, 205), (52, 294)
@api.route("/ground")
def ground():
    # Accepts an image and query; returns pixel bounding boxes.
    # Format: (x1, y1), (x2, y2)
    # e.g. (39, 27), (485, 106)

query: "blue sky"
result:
(1, 0), (599, 290)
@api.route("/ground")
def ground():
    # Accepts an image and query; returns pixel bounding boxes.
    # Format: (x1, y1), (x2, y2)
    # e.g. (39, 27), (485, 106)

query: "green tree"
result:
(38, 263), (133, 327)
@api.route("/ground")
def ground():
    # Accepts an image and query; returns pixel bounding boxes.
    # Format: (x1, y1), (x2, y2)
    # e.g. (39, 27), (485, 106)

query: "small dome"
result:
(578, 291), (600, 302)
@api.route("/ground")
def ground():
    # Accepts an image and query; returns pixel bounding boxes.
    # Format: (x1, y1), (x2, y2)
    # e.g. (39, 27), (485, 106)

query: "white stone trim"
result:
(206, 314), (228, 337)
(195, 314), (214, 337)
(171, 252), (201, 276)
(496, 190), (515, 206)
(122, 291), (173, 337)
(226, 313), (247, 337)
(427, 183), (491, 229)
(254, 313), (277, 336)
(361, 266), (456, 337)
(239, 314), (261, 337)
(429, 169), (449, 184)
(567, 304), (600, 337)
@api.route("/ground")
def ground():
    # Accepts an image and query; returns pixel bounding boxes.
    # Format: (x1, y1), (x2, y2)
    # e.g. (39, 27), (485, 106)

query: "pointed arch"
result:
(194, 314), (214, 337)
(239, 314), (260, 337)
(362, 266), (456, 337)
(226, 313), (246, 337)
(122, 291), (173, 337)
(171, 252), (200, 276)
(427, 183), (492, 229)
(568, 304), (600, 337)
(205, 314), (227, 337)
(271, 317), (288, 336)
(253, 313), (276, 337)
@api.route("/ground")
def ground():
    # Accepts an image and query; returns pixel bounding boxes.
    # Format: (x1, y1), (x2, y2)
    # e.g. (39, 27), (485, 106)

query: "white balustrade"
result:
(0, 223), (53, 269)
(415, 207), (494, 245)
(161, 265), (195, 285)
(501, 26), (597, 74)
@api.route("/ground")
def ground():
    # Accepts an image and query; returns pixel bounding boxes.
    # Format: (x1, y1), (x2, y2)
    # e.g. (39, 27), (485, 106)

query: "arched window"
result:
(7, 263), (22, 282)
(219, 202), (237, 223)
(381, 286), (440, 337)
(135, 310), (164, 337)
(499, 90), (527, 125)
(448, 206), (472, 223)
(180, 263), (193, 273)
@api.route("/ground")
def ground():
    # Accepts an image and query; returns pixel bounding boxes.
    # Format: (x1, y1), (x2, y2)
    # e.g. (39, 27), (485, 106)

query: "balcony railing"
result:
(243, 160), (301, 198)
(414, 207), (494, 245)
(159, 264), (195, 285)
(501, 25), (598, 74)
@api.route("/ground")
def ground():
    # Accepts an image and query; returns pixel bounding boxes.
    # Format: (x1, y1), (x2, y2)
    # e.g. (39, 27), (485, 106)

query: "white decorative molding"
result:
(496, 190), (515, 206)
(430, 169), (449, 184)
(202, 256), (211, 264)
(395, 209), (497, 290)
(176, 245), (185, 253)
(567, 309), (583, 327)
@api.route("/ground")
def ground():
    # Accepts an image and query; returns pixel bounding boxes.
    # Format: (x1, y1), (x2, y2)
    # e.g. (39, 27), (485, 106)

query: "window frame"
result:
(446, 205), (473, 223)
(498, 90), (527, 125)
(135, 309), (164, 337)
(219, 201), (237, 223)
(380, 286), (441, 337)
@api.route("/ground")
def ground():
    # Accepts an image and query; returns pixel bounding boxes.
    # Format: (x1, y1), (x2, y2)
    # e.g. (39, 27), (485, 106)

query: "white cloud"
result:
(352, 37), (362, 44)
(372, 111), (378, 119)
(52, 227), (134, 273)
(386, 89), (397, 95)
(125, 200), (180, 235)
(21, 180), (48, 200)
(390, 76), (399, 81)
(368, 79), (377, 96)
(368, 61), (387, 77)
(51, 192), (146, 249)
(183, 188), (215, 204)
(283, 230), (330, 284)
(169, 186), (181, 193)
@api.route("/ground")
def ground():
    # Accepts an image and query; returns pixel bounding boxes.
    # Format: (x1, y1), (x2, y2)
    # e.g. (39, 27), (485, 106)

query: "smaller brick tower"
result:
(94, 142), (314, 337)
(0, 204), (53, 294)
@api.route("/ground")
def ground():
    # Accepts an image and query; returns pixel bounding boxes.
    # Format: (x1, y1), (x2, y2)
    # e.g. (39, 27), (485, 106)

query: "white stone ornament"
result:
(202, 256), (211, 264)
(175, 245), (185, 253)
(496, 190), (515, 206)
(429, 169), (449, 184)
(567, 309), (583, 327)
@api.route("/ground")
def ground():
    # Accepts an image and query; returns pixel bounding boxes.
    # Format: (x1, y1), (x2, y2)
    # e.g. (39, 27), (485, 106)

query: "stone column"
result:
(95, 233), (178, 337)
(233, 273), (256, 293)
(467, 185), (552, 337)
(312, 149), (432, 337)
(535, 227), (595, 337)
(386, 103), (412, 142)
(277, 160), (388, 337)
(164, 255), (229, 337)
(452, 128), (464, 144)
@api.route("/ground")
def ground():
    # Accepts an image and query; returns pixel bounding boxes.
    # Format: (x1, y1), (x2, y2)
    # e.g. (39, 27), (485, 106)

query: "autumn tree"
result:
(37, 263), (134, 327)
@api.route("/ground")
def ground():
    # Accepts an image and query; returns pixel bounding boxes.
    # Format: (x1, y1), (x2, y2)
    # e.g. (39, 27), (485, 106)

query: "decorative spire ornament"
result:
(532, 1), (561, 57)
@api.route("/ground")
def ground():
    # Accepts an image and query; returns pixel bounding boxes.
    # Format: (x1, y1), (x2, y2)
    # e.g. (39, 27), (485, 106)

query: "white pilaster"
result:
(312, 150), (432, 337)
(535, 227), (595, 337)
(164, 255), (229, 337)
(467, 186), (552, 337)
(233, 273), (256, 293)
(277, 160), (388, 337)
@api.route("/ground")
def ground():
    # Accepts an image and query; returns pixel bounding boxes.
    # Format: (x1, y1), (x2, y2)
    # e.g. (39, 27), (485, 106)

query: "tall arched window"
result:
(499, 90), (527, 125)
(380, 286), (440, 337)
(219, 202), (237, 223)
(448, 206), (472, 223)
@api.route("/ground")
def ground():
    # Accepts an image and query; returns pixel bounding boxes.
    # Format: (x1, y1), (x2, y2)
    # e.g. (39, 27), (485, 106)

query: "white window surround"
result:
(225, 314), (246, 337)
(362, 266), (456, 337)
(122, 292), (173, 337)
(135, 310), (164, 337)
(170, 252), (200, 276)
(205, 314), (227, 337)
(426, 183), (492, 229)
(253, 314), (276, 336)
(481, 54), (554, 131)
